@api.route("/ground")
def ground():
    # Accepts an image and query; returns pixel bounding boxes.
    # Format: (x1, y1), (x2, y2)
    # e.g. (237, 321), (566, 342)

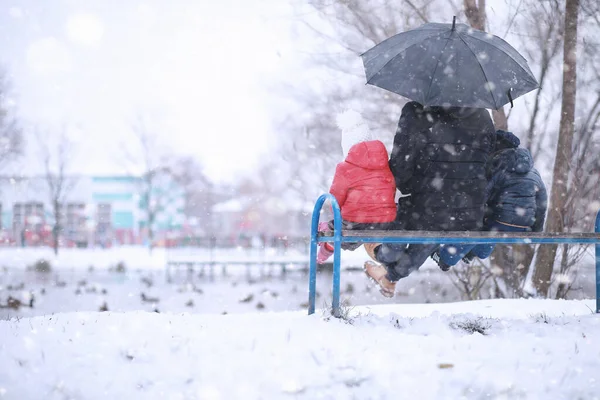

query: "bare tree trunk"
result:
(41, 133), (75, 257)
(533, 0), (579, 296)
(52, 200), (60, 256)
(492, 109), (508, 130)
(555, 244), (570, 299)
(146, 176), (155, 254)
(464, 0), (509, 129)
(514, 244), (535, 283)
(489, 247), (508, 296)
(148, 213), (155, 254)
(464, 0), (486, 30)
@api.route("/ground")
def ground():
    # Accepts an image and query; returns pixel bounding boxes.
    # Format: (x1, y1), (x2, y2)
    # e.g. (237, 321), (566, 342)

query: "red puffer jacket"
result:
(329, 140), (397, 223)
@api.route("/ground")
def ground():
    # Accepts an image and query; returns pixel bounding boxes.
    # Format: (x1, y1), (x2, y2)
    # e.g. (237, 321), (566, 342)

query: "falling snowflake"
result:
(431, 176), (444, 191)
(445, 246), (458, 255)
(555, 274), (571, 284)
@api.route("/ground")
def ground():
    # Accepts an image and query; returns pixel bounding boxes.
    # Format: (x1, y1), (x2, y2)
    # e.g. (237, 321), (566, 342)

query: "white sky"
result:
(0, 0), (296, 182)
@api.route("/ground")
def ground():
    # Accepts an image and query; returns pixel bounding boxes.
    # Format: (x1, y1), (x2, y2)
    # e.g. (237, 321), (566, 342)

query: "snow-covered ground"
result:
(1, 299), (599, 399)
(1, 246), (599, 398)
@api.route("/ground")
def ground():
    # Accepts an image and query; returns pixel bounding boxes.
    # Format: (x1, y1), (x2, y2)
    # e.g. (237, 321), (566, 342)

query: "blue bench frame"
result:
(308, 193), (600, 317)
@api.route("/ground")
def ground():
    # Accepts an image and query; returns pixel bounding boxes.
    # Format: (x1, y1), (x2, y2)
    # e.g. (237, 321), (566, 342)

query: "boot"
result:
(431, 250), (451, 272)
(317, 243), (334, 264)
(363, 261), (396, 298)
(318, 221), (331, 233)
(461, 251), (475, 264)
(363, 243), (381, 262)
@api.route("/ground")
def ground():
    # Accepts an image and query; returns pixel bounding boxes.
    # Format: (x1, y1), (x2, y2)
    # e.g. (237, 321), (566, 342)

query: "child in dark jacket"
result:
(432, 130), (548, 269)
(317, 110), (397, 263)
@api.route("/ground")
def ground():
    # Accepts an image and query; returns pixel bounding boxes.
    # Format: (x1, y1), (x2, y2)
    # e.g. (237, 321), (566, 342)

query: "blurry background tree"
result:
(169, 155), (227, 237)
(127, 114), (175, 253)
(0, 70), (22, 171)
(37, 127), (77, 256)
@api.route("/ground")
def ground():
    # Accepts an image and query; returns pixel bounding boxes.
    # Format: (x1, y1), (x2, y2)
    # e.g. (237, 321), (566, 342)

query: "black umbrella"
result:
(361, 17), (539, 109)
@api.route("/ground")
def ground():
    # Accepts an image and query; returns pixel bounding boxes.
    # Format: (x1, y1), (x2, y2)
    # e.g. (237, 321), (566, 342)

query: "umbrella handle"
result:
(507, 88), (514, 108)
(452, 16), (456, 31)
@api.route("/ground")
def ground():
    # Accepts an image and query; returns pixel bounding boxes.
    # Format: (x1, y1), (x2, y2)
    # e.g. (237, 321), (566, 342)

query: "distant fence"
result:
(164, 236), (311, 278)
(171, 235), (309, 252)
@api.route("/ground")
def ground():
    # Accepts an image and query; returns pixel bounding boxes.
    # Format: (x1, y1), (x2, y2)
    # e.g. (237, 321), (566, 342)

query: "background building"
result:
(0, 175), (185, 247)
(212, 194), (312, 249)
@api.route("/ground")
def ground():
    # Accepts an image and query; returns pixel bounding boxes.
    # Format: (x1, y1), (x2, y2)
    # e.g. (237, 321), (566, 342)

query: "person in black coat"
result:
(433, 130), (548, 268)
(390, 102), (496, 231)
(364, 101), (496, 297)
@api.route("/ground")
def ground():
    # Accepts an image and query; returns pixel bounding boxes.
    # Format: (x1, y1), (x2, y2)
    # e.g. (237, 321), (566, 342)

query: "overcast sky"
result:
(0, 0), (297, 182)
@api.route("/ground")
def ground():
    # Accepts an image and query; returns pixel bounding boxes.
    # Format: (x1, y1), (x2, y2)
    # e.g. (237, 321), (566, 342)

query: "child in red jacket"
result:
(317, 110), (397, 263)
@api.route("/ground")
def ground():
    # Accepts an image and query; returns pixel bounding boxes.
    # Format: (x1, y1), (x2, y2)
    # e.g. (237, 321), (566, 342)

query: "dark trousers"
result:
(327, 220), (394, 251)
(438, 221), (530, 266)
(368, 195), (439, 282)
(376, 243), (439, 282)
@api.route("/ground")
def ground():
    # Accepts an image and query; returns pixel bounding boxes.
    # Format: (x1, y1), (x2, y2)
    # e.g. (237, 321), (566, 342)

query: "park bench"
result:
(308, 194), (600, 317)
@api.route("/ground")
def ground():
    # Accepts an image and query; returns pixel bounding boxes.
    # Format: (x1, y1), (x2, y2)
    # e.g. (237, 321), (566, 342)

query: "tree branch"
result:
(405, 0), (430, 24)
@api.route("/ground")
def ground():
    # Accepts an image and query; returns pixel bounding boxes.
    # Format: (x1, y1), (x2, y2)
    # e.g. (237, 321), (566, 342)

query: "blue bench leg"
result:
(331, 199), (343, 318)
(308, 193), (342, 317)
(332, 236), (341, 318)
(308, 229), (318, 315)
(596, 244), (600, 313)
(308, 194), (330, 315)
(594, 211), (600, 313)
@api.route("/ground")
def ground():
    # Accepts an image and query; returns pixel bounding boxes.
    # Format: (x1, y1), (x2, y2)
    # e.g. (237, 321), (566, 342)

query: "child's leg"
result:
(341, 242), (362, 251)
(385, 244), (438, 281)
(316, 220), (334, 264)
(319, 221), (331, 232)
(318, 219), (363, 260)
(332, 220), (362, 251)
(468, 222), (529, 261)
(438, 244), (475, 266)
(317, 244), (334, 263)
(469, 244), (495, 259)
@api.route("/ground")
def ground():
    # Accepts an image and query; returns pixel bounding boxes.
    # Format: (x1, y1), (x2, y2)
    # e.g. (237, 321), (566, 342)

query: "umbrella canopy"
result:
(361, 18), (539, 109)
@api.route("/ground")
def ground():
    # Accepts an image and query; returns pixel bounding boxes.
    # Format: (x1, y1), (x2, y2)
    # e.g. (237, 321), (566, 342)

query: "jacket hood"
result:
(446, 106), (479, 119)
(345, 140), (389, 170)
(489, 148), (533, 176)
(338, 109), (373, 158)
(495, 130), (520, 150)
(428, 105), (479, 119)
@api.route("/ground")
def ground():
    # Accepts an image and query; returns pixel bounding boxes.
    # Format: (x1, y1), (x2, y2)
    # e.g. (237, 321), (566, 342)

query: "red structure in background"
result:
(114, 229), (135, 246)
